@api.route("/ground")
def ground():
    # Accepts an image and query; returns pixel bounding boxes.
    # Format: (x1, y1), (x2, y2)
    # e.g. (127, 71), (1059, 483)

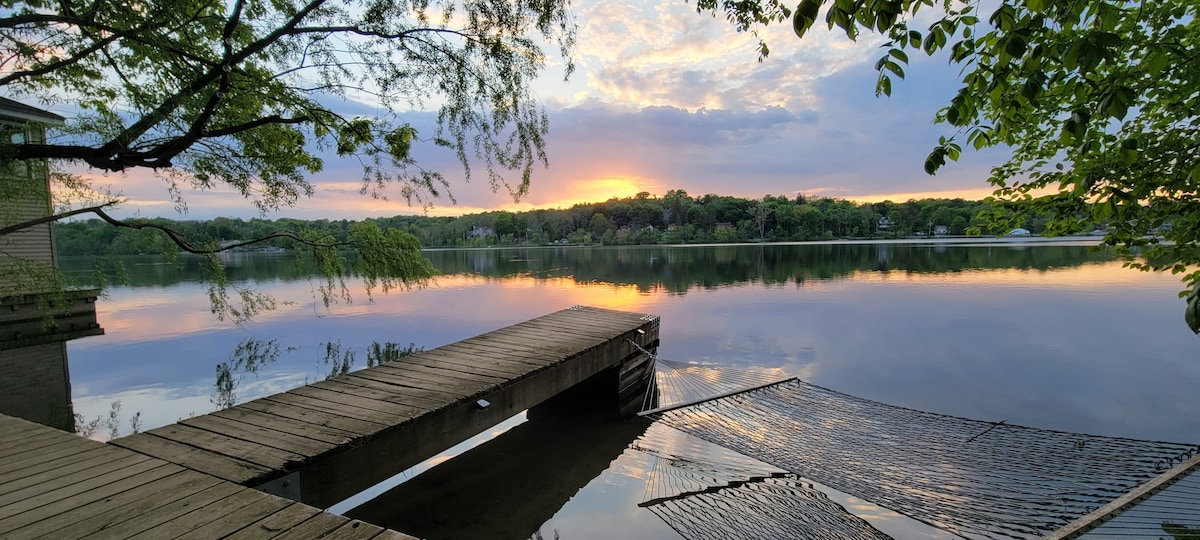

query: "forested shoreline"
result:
(54, 192), (1063, 256)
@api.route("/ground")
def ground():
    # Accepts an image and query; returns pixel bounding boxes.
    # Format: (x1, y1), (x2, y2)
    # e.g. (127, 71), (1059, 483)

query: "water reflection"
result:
(59, 242), (1200, 539)
(346, 404), (653, 540)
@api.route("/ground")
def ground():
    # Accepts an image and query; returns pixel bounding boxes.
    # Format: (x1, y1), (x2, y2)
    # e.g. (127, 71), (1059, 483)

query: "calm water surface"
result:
(59, 241), (1200, 539)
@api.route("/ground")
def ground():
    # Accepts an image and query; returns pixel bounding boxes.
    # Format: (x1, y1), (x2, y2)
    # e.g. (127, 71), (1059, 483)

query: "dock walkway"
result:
(110, 306), (659, 507)
(0, 413), (417, 540)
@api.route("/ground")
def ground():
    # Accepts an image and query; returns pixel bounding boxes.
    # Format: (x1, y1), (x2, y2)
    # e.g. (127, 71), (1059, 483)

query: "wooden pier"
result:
(0, 413), (417, 540)
(110, 306), (660, 508)
(0, 306), (658, 538)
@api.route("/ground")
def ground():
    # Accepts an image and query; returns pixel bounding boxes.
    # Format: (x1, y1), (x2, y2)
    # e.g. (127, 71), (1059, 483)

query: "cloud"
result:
(54, 0), (1011, 222)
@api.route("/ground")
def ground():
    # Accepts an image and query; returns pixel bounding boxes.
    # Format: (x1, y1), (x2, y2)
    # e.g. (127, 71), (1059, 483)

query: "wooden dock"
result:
(110, 306), (660, 508)
(0, 413), (418, 540)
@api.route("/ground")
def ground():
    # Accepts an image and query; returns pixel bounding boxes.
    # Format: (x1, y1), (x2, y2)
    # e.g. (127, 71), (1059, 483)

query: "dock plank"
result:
(239, 398), (386, 435)
(0, 430), (86, 462)
(258, 393), (401, 428)
(320, 520), (391, 540)
(418, 346), (549, 374)
(338, 371), (464, 405)
(147, 424), (306, 472)
(211, 406), (358, 447)
(0, 414), (422, 540)
(72, 481), (245, 540)
(0, 469), (221, 539)
(222, 502), (323, 540)
(109, 433), (272, 484)
(124, 485), (272, 540)
(170, 490), (292, 540)
(0, 444), (129, 496)
(367, 364), (495, 396)
(0, 462), (183, 538)
(398, 352), (535, 380)
(315, 378), (447, 410)
(0, 459), (168, 517)
(285, 386), (424, 421)
(386, 359), (510, 385)
(0, 443), (113, 483)
(0, 451), (151, 507)
(266, 512), (349, 540)
(181, 414), (336, 458)
(455, 337), (583, 364)
(445, 337), (572, 363)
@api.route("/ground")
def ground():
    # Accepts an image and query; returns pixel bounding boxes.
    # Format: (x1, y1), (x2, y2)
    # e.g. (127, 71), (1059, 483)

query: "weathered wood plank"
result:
(239, 398), (386, 436)
(421, 343), (555, 372)
(339, 371), (463, 404)
(0, 451), (151, 507)
(496, 323), (612, 347)
(170, 489), (292, 540)
(285, 386), (424, 421)
(109, 433), (272, 484)
(0, 444), (129, 496)
(258, 393), (401, 428)
(181, 414), (334, 458)
(442, 338), (567, 365)
(453, 332), (553, 355)
(311, 379), (440, 410)
(398, 352), (533, 380)
(0, 442), (113, 482)
(373, 530), (421, 540)
(211, 406), (358, 447)
(542, 306), (649, 327)
(221, 502), (323, 540)
(320, 520), (391, 540)
(0, 462), (183, 538)
(147, 424), (306, 472)
(0, 459), (169, 518)
(72, 481), (244, 540)
(265, 512), (348, 540)
(367, 364), (495, 396)
(0, 469), (220, 539)
(515, 317), (627, 339)
(124, 485), (272, 540)
(388, 359), (509, 384)
(0, 430), (84, 461)
(394, 351), (536, 383)
(335, 373), (456, 407)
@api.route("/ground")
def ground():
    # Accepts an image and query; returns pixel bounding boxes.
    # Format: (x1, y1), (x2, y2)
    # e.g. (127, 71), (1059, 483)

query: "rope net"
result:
(632, 425), (891, 540)
(643, 363), (1200, 539)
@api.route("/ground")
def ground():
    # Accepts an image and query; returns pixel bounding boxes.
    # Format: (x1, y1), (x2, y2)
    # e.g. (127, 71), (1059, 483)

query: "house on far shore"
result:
(0, 97), (104, 431)
(934, 225), (949, 236)
(1007, 227), (1032, 237)
(468, 225), (495, 239)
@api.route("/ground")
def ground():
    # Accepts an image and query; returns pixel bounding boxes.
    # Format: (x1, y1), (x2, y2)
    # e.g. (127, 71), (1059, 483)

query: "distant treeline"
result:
(54, 191), (1065, 256)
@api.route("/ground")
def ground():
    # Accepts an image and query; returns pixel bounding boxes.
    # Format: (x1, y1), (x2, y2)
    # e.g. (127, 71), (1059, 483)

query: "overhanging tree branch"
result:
(0, 204), (353, 254)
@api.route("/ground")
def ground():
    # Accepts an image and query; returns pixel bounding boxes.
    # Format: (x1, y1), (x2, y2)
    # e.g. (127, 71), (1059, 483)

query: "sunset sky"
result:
(80, 1), (1012, 221)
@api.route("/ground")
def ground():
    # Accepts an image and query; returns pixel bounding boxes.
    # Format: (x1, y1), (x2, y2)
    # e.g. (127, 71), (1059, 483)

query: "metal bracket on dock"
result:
(258, 471), (302, 502)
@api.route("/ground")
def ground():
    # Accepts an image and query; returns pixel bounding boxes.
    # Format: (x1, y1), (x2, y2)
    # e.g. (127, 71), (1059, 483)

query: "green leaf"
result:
(1186, 282), (1200, 333)
(794, 0), (821, 38)
(889, 48), (909, 63)
(877, 75), (893, 96)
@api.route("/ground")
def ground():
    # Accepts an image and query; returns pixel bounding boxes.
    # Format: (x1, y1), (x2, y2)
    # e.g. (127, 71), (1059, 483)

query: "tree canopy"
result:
(697, 0), (1200, 332)
(0, 0), (574, 320)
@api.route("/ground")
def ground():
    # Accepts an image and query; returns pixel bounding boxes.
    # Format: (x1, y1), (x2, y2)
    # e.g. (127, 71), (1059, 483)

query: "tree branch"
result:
(0, 204), (354, 254)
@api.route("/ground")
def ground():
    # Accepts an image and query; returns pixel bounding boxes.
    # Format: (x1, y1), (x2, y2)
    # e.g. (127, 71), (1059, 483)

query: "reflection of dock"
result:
(346, 404), (651, 539)
(109, 306), (659, 508)
(0, 413), (417, 539)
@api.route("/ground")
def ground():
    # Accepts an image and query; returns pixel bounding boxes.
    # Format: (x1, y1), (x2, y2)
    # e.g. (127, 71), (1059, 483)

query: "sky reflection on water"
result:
(61, 243), (1200, 539)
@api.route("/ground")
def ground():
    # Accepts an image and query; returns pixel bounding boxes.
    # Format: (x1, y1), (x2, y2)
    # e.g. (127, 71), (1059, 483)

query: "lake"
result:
(57, 240), (1200, 539)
